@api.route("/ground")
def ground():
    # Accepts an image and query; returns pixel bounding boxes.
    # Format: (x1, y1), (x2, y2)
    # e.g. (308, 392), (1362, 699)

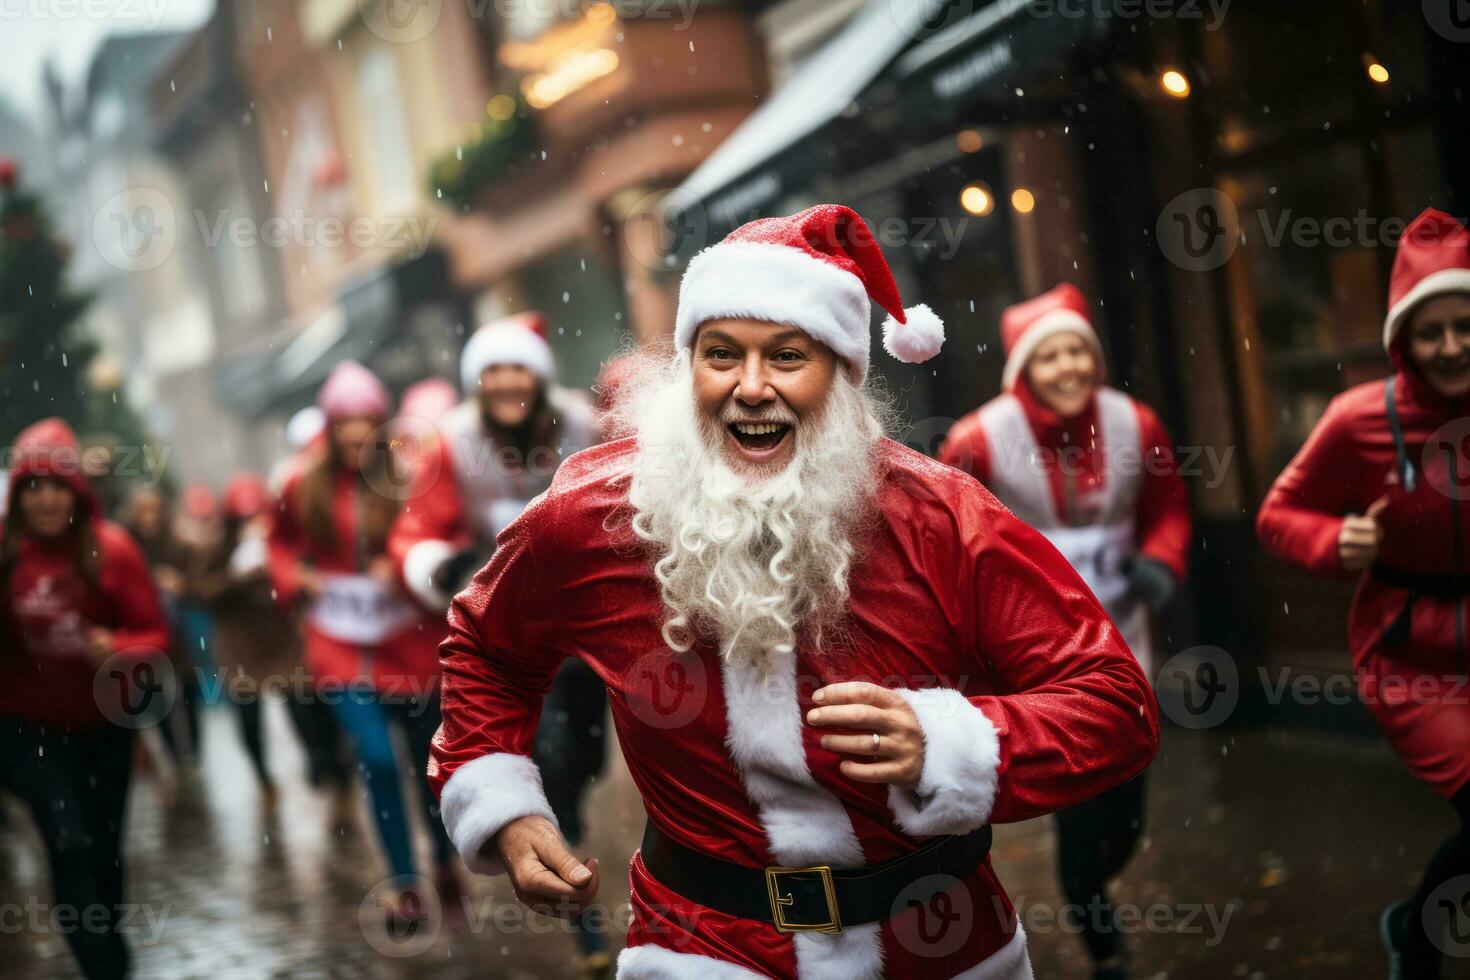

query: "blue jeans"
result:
(329, 687), (452, 880)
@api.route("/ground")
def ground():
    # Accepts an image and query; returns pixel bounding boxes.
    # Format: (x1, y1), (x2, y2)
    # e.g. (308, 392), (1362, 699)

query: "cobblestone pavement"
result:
(2, 704), (1465, 978)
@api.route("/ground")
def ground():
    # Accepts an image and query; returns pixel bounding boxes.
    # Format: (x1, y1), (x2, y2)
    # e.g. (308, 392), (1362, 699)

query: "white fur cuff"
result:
(439, 753), (558, 875)
(402, 538), (456, 611)
(888, 688), (1001, 836)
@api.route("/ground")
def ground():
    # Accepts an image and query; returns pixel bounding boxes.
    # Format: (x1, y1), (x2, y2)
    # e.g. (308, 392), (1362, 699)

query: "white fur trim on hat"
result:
(460, 324), (555, 392)
(887, 687), (1001, 836)
(675, 241), (872, 379)
(1001, 310), (1102, 391)
(883, 303), (946, 364)
(439, 752), (557, 875)
(1383, 268), (1470, 350)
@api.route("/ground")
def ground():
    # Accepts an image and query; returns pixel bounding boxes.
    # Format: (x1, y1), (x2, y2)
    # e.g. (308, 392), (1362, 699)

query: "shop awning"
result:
(884, 0), (1113, 123)
(671, 0), (951, 247)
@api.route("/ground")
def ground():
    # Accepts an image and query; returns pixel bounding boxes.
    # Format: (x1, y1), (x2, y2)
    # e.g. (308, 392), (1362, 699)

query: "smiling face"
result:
(1406, 293), (1470, 399)
(692, 318), (840, 474)
(1023, 330), (1099, 417)
(329, 416), (378, 468)
(478, 364), (540, 429)
(19, 477), (77, 538)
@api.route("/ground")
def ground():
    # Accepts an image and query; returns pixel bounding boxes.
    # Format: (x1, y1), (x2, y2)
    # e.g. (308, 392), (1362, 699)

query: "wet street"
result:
(2, 704), (1465, 979)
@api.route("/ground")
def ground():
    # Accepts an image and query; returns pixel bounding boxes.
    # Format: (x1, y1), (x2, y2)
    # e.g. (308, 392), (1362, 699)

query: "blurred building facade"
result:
(38, 31), (234, 481)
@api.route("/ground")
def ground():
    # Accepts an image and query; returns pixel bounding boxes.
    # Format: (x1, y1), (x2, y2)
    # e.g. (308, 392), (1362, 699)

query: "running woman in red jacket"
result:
(0, 418), (170, 980)
(941, 283), (1191, 979)
(268, 361), (455, 921)
(1257, 209), (1470, 979)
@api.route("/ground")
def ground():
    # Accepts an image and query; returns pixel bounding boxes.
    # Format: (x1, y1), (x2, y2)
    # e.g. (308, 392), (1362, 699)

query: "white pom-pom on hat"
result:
(883, 303), (946, 364)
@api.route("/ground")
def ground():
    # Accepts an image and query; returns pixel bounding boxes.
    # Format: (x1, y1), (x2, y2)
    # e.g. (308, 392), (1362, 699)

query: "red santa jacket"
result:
(267, 461), (441, 696)
(389, 391), (598, 610)
(1257, 344), (1470, 798)
(0, 418), (169, 730)
(430, 437), (1159, 978)
(939, 381), (1191, 672)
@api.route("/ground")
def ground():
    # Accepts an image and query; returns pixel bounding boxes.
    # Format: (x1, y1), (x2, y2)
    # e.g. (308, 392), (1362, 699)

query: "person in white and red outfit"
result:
(391, 313), (598, 609)
(268, 361), (455, 921)
(1257, 209), (1470, 979)
(428, 205), (1158, 978)
(389, 315), (605, 972)
(939, 283), (1190, 979)
(0, 418), (170, 980)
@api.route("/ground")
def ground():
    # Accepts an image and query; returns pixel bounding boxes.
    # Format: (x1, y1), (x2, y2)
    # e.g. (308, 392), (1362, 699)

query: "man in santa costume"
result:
(939, 283), (1190, 979)
(1257, 209), (1470, 980)
(429, 205), (1159, 978)
(389, 315), (608, 971)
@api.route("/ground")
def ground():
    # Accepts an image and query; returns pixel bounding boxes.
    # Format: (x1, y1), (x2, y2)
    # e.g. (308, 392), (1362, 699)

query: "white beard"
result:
(617, 351), (887, 669)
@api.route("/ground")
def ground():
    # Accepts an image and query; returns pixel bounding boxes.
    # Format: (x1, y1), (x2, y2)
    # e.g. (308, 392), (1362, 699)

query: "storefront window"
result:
(1220, 142), (1387, 489)
(518, 245), (630, 389)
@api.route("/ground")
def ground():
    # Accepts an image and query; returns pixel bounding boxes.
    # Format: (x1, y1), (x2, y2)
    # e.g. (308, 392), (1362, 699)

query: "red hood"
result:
(7, 417), (98, 523)
(1387, 331), (1470, 418)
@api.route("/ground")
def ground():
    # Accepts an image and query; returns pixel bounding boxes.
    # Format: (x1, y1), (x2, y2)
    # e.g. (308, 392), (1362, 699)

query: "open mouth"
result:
(727, 420), (793, 456)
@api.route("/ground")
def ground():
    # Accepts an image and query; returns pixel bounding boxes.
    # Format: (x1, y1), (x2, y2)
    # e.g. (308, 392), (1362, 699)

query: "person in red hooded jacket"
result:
(940, 283), (1190, 980)
(0, 418), (169, 980)
(1258, 209), (1470, 980)
(268, 361), (456, 922)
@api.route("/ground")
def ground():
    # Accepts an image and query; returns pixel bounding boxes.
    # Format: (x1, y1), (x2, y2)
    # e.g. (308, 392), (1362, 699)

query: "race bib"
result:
(1043, 522), (1136, 611)
(309, 574), (418, 645)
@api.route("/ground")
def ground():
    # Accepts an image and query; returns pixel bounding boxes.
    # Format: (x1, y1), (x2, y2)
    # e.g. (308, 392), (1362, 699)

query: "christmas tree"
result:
(0, 155), (163, 508)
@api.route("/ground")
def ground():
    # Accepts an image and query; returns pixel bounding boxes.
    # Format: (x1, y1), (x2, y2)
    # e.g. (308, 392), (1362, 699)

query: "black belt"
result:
(1370, 563), (1470, 598)
(639, 820), (992, 934)
(1371, 563), (1470, 648)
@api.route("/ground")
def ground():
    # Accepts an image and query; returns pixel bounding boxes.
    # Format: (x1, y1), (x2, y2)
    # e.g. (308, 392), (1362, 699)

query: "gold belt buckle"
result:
(764, 864), (842, 934)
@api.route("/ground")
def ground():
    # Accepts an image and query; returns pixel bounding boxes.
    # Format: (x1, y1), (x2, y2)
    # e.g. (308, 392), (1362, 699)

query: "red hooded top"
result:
(1256, 333), (1470, 797)
(0, 418), (169, 730)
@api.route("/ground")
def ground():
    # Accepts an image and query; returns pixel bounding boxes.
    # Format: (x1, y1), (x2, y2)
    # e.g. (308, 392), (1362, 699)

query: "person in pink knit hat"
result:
(267, 360), (459, 926)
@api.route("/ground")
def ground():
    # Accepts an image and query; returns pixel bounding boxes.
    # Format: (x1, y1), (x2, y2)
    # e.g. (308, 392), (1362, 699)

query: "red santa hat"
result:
(1000, 282), (1105, 391)
(398, 377), (459, 425)
(182, 482), (218, 521)
(460, 312), (555, 393)
(1384, 209), (1470, 350)
(674, 204), (944, 381)
(318, 360), (391, 421)
(221, 472), (269, 521)
(7, 417), (97, 518)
